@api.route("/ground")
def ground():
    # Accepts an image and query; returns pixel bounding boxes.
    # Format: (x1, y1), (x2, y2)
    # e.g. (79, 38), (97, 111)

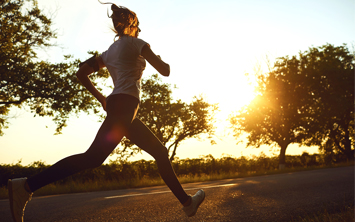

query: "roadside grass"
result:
(291, 204), (354, 222)
(0, 177), (166, 199)
(0, 161), (352, 200)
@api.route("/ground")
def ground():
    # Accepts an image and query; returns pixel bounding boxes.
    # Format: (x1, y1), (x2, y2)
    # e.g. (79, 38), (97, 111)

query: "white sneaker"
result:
(8, 178), (33, 222)
(182, 189), (205, 217)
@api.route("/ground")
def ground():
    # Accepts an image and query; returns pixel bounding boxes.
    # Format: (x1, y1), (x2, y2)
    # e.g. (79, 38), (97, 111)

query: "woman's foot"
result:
(8, 178), (33, 222)
(182, 189), (205, 217)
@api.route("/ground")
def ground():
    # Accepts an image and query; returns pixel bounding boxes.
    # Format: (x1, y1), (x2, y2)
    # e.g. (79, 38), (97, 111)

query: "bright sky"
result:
(1, 0), (354, 165)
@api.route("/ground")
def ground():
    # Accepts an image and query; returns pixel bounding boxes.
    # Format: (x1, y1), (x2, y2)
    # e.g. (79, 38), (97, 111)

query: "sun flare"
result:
(213, 74), (256, 113)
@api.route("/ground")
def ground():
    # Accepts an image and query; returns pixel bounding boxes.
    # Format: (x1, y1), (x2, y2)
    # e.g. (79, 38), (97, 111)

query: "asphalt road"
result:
(0, 166), (353, 222)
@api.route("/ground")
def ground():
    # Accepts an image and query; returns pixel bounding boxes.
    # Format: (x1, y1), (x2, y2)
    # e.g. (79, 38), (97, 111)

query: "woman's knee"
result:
(81, 151), (106, 169)
(150, 145), (169, 160)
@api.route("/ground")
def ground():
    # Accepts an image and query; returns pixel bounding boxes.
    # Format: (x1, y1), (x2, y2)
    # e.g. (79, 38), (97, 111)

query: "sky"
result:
(1, 0), (354, 165)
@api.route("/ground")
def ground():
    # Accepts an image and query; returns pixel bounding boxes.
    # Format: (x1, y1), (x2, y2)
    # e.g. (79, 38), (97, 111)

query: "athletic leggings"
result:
(27, 93), (189, 205)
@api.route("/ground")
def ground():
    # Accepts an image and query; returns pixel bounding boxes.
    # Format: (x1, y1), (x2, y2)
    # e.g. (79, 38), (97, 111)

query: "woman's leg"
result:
(125, 118), (190, 205)
(27, 94), (139, 192)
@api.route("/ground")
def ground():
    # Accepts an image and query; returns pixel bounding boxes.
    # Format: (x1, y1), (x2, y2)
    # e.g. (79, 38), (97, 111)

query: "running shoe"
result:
(182, 189), (205, 217)
(8, 178), (33, 222)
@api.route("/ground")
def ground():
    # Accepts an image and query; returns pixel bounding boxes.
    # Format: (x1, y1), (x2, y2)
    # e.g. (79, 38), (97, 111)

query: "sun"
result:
(211, 73), (256, 113)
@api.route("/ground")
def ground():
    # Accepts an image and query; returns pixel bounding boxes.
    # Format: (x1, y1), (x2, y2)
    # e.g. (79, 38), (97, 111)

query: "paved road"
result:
(0, 166), (353, 222)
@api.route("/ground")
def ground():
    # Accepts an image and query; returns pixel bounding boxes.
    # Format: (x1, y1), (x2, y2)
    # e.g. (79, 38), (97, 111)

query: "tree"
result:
(114, 74), (218, 161)
(297, 44), (354, 162)
(230, 57), (309, 169)
(230, 44), (354, 168)
(0, 0), (109, 135)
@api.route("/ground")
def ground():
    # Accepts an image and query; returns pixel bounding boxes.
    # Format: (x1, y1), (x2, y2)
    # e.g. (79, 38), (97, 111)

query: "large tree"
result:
(0, 0), (108, 135)
(230, 44), (354, 168)
(230, 56), (309, 169)
(298, 44), (354, 162)
(114, 74), (218, 161)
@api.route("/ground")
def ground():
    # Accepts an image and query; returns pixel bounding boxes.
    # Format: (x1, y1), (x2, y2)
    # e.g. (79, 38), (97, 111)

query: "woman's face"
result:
(134, 27), (141, 38)
(134, 19), (140, 38)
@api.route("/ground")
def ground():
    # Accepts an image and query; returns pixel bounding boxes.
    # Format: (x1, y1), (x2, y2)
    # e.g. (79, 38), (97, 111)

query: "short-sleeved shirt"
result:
(100, 36), (148, 101)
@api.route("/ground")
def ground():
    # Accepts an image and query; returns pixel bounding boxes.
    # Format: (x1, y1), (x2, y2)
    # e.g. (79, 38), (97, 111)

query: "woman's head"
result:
(101, 2), (140, 38)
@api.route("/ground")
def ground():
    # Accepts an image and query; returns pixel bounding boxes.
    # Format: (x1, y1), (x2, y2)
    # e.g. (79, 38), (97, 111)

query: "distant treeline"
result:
(0, 152), (344, 187)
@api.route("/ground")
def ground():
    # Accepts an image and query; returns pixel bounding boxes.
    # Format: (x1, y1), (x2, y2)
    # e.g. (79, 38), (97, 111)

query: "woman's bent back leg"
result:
(26, 116), (126, 192)
(26, 94), (138, 192)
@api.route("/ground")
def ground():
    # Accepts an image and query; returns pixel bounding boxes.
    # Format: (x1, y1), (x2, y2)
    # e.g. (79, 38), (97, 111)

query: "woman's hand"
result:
(76, 60), (107, 112)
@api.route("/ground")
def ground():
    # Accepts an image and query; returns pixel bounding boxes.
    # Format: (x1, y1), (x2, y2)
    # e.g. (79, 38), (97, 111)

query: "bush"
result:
(0, 153), (331, 188)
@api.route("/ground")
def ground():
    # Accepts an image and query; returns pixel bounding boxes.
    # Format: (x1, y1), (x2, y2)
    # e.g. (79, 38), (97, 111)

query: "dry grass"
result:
(1, 162), (352, 200)
(1, 163), (353, 221)
(0, 177), (167, 199)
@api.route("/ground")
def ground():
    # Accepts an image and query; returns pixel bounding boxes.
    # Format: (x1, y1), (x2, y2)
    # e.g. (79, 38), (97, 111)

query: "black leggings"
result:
(27, 94), (189, 204)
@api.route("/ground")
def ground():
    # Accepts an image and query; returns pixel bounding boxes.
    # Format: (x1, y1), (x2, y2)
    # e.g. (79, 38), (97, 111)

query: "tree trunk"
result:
(279, 143), (288, 169)
(344, 126), (353, 161)
(169, 143), (178, 162)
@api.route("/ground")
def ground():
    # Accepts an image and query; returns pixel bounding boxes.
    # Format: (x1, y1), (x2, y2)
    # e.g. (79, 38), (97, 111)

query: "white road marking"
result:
(104, 183), (236, 199)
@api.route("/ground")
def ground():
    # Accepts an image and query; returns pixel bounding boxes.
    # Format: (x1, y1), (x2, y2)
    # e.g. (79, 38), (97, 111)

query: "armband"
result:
(78, 53), (100, 72)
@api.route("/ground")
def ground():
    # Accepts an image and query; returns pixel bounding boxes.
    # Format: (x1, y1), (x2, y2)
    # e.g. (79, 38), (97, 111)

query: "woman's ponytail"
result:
(99, 1), (139, 38)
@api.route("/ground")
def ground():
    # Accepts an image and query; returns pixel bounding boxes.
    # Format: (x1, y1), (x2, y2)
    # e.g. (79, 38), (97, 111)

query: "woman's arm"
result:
(141, 44), (170, 77)
(76, 56), (107, 110)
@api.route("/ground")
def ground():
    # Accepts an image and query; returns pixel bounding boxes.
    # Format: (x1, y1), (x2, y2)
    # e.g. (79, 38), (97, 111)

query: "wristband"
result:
(79, 54), (100, 72)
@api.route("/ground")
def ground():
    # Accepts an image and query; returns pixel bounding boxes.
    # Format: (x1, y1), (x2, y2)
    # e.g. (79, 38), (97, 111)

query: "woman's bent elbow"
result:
(76, 71), (84, 80)
(161, 65), (170, 77)
(162, 69), (170, 77)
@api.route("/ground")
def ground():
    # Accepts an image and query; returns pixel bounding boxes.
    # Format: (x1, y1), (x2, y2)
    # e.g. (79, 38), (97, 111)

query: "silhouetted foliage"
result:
(1, 153), (331, 188)
(113, 74), (219, 161)
(0, 0), (109, 135)
(295, 44), (354, 162)
(230, 44), (354, 167)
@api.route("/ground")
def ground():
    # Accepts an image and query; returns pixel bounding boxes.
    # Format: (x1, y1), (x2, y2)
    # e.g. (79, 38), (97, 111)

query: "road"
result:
(0, 166), (353, 222)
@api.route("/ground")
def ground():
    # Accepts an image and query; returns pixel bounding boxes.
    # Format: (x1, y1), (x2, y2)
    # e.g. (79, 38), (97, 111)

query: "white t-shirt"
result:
(100, 36), (148, 101)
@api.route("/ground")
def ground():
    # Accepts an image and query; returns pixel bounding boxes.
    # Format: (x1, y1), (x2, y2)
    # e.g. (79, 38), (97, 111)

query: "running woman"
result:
(8, 3), (205, 222)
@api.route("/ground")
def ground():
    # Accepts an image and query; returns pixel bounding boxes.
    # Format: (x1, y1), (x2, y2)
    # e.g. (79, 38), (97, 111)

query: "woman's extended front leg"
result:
(125, 118), (190, 205)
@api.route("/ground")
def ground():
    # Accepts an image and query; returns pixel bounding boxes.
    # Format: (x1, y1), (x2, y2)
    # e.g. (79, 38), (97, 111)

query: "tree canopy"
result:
(0, 0), (109, 135)
(297, 44), (354, 162)
(230, 44), (354, 167)
(1, 0), (218, 161)
(114, 74), (218, 161)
